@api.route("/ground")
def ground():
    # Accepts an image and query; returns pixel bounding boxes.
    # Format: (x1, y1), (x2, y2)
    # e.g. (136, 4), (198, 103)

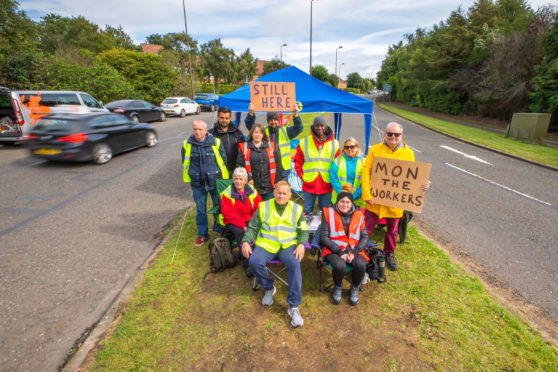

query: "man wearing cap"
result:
(245, 103), (303, 180)
(294, 115), (341, 219)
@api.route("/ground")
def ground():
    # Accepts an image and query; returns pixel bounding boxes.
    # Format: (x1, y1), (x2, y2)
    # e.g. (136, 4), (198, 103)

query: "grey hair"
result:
(193, 119), (207, 129)
(385, 122), (403, 133)
(232, 167), (248, 180)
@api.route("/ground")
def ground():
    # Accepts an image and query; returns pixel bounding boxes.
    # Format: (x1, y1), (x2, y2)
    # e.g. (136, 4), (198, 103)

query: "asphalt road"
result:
(1, 105), (557, 371)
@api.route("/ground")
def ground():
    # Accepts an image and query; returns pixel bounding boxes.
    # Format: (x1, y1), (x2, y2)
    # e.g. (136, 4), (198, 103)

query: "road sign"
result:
(383, 83), (392, 92)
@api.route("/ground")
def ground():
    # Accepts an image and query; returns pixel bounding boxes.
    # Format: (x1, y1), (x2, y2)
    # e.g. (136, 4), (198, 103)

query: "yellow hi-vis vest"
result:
(218, 184), (258, 225)
(266, 126), (291, 170)
(299, 136), (339, 183)
(255, 200), (307, 254)
(332, 156), (364, 207)
(182, 138), (229, 183)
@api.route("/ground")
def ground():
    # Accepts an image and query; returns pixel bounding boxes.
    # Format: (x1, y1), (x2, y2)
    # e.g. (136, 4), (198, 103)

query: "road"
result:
(1, 105), (557, 371)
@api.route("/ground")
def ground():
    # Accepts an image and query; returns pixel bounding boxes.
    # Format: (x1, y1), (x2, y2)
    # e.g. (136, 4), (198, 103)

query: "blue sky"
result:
(18, 0), (552, 81)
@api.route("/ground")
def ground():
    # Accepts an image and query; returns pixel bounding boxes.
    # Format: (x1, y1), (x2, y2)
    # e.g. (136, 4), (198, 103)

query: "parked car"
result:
(0, 87), (107, 145)
(194, 93), (219, 112)
(105, 100), (166, 123)
(160, 97), (200, 117)
(26, 112), (158, 164)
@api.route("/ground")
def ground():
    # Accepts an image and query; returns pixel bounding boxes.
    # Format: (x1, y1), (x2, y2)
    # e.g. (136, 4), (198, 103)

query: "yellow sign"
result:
(250, 82), (296, 112)
(370, 157), (431, 213)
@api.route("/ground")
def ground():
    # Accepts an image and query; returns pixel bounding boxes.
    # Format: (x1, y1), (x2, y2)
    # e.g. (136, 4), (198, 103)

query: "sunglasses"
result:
(344, 145), (356, 150)
(386, 132), (402, 137)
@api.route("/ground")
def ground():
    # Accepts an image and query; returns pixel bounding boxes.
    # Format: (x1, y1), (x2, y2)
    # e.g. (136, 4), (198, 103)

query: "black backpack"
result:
(207, 237), (238, 273)
(366, 248), (386, 283)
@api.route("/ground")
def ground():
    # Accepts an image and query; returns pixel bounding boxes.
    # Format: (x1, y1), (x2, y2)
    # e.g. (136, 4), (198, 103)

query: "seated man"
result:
(241, 180), (309, 328)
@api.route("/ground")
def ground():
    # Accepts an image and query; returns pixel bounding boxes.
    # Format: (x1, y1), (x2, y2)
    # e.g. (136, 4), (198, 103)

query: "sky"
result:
(18, 0), (553, 81)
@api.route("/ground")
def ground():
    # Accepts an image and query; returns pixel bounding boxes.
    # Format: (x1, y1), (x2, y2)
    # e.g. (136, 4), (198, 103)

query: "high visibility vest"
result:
(255, 200), (307, 254)
(239, 142), (276, 187)
(332, 156), (364, 207)
(218, 184), (258, 225)
(322, 207), (369, 261)
(266, 126), (291, 170)
(182, 138), (229, 183)
(299, 136), (339, 183)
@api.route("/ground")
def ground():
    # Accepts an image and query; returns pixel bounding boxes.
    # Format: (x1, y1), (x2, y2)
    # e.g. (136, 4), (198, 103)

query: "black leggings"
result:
(226, 224), (249, 268)
(325, 253), (367, 286)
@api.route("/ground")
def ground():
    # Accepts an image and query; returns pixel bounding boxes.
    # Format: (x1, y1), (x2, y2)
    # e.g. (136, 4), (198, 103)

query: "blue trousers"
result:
(303, 191), (331, 216)
(191, 185), (220, 238)
(249, 245), (302, 308)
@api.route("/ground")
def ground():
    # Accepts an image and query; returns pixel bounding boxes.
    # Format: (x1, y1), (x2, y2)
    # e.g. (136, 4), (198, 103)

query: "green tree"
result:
(347, 72), (364, 91)
(327, 73), (338, 87)
(263, 58), (287, 75)
(99, 48), (177, 103)
(236, 48), (257, 83)
(311, 65), (329, 82)
(198, 39), (236, 91)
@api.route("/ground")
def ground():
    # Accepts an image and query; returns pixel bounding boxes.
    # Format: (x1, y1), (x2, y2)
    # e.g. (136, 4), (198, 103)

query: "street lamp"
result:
(309, 0), (318, 75)
(335, 45), (343, 76)
(280, 43), (287, 64)
(339, 62), (345, 80)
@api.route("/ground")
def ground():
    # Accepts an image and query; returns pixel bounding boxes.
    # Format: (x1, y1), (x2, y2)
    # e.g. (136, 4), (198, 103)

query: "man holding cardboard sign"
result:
(361, 122), (431, 271)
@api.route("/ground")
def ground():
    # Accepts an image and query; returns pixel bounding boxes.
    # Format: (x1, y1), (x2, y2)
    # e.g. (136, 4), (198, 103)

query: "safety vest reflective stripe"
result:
(255, 200), (305, 254)
(239, 141), (276, 187)
(333, 156), (364, 206)
(218, 184), (257, 225)
(300, 136), (338, 183)
(266, 127), (291, 170)
(183, 138), (229, 183)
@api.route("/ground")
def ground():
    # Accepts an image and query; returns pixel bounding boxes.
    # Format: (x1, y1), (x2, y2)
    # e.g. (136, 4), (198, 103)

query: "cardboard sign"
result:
(370, 157), (431, 213)
(250, 82), (295, 112)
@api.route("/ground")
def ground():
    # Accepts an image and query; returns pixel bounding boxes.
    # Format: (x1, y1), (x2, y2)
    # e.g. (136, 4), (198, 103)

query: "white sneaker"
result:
(288, 307), (304, 327)
(262, 286), (276, 306)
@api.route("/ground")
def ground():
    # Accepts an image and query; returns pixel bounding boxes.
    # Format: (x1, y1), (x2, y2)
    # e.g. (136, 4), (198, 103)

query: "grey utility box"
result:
(507, 113), (551, 144)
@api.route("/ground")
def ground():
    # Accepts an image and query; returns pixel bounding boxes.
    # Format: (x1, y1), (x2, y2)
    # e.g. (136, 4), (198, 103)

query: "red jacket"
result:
(294, 126), (341, 194)
(220, 184), (262, 229)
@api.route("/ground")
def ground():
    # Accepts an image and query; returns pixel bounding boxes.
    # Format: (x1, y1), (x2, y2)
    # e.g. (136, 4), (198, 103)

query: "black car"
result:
(105, 99), (166, 123)
(27, 112), (158, 164)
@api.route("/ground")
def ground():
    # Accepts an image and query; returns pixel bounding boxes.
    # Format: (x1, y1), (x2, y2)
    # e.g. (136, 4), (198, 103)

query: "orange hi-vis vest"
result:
(322, 207), (369, 262)
(239, 142), (277, 187)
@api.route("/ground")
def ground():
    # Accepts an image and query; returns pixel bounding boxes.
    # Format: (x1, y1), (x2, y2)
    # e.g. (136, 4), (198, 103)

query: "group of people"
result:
(181, 104), (431, 327)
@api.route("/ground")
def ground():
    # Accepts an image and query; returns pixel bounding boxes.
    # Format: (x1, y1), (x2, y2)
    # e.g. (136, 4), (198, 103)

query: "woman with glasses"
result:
(361, 122), (431, 271)
(330, 137), (364, 207)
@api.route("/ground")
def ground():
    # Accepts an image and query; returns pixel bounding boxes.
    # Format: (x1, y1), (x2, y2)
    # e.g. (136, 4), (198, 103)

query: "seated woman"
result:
(220, 167), (262, 277)
(319, 183), (369, 305)
(237, 123), (282, 201)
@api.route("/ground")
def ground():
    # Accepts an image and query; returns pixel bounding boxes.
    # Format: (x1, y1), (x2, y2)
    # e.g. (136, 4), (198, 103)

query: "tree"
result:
(311, 65), (329, 82)
(263, 58), (287, 75)
(347, 72), (364, 90)
(235, 49), (257, 83)
(327, 73), (338, 87)
(198, 39), (236, 90)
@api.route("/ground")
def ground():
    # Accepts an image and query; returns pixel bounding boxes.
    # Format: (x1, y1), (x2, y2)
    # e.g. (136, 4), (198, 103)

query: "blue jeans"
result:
(303, 191), (332, 216)
(191, 185), (220, 238)
(249, 245), (302, 308)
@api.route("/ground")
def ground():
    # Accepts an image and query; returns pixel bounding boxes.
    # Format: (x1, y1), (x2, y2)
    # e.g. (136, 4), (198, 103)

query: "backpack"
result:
(366, 248), (386, 283)
(208, 237), (238, 273)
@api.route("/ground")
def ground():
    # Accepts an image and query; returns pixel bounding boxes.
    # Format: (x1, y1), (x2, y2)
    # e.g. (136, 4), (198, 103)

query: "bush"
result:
(344, 88), (360, 94)
(217, 84), (241, 94)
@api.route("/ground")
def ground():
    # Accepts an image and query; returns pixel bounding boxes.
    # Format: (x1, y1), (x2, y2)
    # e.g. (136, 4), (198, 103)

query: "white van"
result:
(0, 88), (107, 144)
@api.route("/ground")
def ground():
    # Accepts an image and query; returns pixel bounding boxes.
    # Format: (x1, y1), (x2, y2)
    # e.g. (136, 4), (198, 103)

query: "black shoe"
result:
(245, 266), (253, 278)
(386, 253), (398, 271)
(349, 285), (360, 306)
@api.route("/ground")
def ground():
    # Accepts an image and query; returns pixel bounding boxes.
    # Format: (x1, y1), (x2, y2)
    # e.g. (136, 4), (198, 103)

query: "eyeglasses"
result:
(386, 132), (402, 138)
(344, 145), (356, 150)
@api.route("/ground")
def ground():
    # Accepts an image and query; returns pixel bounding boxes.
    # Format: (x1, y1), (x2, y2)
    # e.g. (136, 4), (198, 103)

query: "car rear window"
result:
(195, 94), (209, 99)
(20, 93), (81, 107)
(162, 99), (178, 104)
(35, 118), (83, 131)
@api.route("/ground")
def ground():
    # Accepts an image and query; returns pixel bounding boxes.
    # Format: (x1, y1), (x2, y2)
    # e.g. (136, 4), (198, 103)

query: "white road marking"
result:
(445, 163), (552, 206)
(409, 146), (421, 153)
(441, 145), (493, 165)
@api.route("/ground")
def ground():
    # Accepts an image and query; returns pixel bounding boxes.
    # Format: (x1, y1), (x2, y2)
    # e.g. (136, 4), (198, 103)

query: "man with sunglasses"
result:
(361, 122), (431, 271)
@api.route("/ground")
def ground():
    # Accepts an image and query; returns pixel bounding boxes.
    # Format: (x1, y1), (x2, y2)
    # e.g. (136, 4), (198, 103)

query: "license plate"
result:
(165, 110), (174, 113)
(34, 148), (61, 155)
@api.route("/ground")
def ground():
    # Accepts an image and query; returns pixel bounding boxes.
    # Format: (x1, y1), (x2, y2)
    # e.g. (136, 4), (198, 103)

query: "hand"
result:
(421, 180), (431, 191)
(243, 226), (247, 232)
(294, 243), (305, 262)
(346, 252), (354, 263)
(249, 179), (254, 186)
(292, 103), (299, 117)
(365, 198), (374, 206)
(340, 253), (349, 262)
(241, 242), (252, 259)
(248, 103), (255, 116)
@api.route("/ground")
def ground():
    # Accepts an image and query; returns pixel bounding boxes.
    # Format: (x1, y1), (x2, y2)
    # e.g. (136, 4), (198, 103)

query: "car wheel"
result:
(180, 109), (186, 117)
(159, 112), (166, 122)
(145, 131), (158, 147)
(210, 103), (215, 112)
(131, 115), (139, 124)
(92, 143), (112, 164)
(196, 107), (201, 115)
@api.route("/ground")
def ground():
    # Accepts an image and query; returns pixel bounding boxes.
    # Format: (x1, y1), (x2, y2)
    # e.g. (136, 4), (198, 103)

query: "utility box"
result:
(507, 113), (551, 144)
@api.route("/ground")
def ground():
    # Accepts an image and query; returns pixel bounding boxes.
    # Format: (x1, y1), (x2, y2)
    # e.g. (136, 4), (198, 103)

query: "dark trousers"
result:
(226, 223), (249, 268)
(325, 253), (366, 287)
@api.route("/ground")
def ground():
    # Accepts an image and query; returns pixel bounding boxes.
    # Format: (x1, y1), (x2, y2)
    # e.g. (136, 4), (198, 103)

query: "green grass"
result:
(90, 210), (558, 371)
(379, 104), (558, 168)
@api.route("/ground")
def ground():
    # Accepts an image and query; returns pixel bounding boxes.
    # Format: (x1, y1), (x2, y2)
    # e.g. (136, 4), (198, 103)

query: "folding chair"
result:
(208, 178), (235, 243)
(315, 245), (364, 293)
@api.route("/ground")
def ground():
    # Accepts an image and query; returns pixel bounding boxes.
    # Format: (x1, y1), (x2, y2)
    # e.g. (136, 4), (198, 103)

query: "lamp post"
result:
(182, 0), (194, 98)
(309, 0), (318, 75)
(339, 62), (345, 80)
(335, 45), (343, 76)
(280, 43), (287, 64)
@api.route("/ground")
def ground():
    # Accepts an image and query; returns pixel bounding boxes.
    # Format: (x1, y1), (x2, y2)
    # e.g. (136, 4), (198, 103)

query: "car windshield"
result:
(195, 94), (209, 99)
(35, 118), (82, 131)
(162, 99), (177, 104)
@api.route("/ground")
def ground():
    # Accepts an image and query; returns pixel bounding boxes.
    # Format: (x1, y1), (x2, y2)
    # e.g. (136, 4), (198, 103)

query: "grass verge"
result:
(88, 210), (558, 371)
(379, 104), (558, 168)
